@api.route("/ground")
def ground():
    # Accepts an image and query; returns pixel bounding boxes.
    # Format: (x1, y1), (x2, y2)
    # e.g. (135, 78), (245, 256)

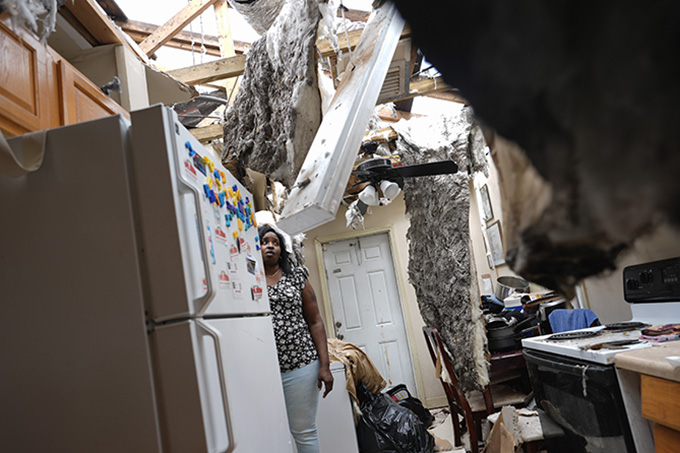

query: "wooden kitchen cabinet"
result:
(0, 14), (128, 137)
(641, 374), (680, 453)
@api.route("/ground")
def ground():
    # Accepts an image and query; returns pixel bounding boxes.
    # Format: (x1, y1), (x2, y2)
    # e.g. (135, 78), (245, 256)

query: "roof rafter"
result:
(139, 0), (220, 56)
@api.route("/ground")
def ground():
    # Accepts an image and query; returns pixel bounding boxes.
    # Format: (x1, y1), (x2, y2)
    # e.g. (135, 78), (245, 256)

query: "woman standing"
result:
(259, 224), (333, 453)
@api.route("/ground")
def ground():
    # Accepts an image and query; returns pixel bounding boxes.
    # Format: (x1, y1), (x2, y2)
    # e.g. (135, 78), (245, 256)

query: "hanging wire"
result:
(187, 0), (196, 65)
(339, 3), (354, 67)
(199, 10), (207, 64)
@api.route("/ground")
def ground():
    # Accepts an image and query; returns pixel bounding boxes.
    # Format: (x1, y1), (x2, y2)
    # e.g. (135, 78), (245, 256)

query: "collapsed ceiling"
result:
(395, 107), (490, 392)
(221, 0), (322, 188)
(391, 0), (680, 296)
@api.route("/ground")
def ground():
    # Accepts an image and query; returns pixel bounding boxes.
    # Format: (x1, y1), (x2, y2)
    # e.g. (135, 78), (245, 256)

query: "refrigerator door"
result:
(153, 317), (293, 452)
(0, 116), (162, 452)
(130, 105), (269, 322)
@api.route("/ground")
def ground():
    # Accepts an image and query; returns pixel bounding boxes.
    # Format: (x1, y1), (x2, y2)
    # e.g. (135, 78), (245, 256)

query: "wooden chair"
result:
(423, 326), (528, 453)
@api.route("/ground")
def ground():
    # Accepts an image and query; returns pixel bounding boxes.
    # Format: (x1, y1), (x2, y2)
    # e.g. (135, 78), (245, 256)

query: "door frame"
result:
(313, 225), (425, 397)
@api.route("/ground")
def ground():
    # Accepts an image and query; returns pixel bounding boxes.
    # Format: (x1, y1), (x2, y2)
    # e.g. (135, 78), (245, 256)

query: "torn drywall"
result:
(221, 0), (322, 188)
(393, 106), (489, 392)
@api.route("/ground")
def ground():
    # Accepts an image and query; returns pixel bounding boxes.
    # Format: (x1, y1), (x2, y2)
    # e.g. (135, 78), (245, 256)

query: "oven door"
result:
(523, 348), (636, 453)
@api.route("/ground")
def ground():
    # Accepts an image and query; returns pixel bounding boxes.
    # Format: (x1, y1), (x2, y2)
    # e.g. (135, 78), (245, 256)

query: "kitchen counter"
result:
(615, 341), (680, 382)
(615, 341), (680, 453)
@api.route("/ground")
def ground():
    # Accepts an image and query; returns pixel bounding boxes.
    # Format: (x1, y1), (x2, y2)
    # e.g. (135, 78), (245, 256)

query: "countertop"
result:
(614, 341), (680, 382)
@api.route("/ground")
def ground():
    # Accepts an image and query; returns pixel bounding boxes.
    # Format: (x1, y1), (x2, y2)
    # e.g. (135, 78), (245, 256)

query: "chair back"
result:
(422, 326), (479, 452)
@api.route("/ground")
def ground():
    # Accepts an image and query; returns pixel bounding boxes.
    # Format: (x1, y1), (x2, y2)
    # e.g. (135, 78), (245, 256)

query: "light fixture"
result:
(379, 180), (401, 201)
(358, 184), (380, 206)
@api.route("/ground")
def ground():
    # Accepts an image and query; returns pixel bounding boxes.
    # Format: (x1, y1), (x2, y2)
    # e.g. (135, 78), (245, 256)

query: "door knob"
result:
(337, 334), (344, 340)
(335, 321), (342, 328)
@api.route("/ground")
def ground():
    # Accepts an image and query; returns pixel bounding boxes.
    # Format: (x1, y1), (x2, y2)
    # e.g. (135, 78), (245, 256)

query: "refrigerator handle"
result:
(196, 320), (236, 453)
(177, 168), (216, 316)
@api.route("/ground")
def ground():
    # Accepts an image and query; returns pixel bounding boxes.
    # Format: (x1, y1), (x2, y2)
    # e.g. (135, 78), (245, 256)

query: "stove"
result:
(520, 257), (680, 453)
(522, 257), (680, 365)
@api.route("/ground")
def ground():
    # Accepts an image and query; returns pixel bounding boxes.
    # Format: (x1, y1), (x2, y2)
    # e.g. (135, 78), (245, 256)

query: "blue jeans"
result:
(281, 360), (321, 453)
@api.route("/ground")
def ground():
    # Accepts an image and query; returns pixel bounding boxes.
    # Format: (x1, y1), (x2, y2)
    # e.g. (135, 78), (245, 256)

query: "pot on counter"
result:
(485, 315), (521, 352)
(494, 276), (530, 301)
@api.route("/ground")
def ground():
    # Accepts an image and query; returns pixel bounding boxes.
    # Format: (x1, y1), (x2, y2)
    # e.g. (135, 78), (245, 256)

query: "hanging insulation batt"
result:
(221, 0), (322, 188)
(393, 106), (489, 392)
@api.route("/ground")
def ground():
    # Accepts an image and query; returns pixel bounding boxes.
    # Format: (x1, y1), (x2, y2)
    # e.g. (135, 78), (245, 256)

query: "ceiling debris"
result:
(0, 0), (64, 41)
(392, 0), (680, 296)
(394, 106), (489, 392)
(220, 0), (322, 188)
(226, 0), (285, 35)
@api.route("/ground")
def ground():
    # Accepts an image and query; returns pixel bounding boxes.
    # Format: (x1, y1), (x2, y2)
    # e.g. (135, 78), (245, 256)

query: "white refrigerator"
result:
(0, 105), (293, 453)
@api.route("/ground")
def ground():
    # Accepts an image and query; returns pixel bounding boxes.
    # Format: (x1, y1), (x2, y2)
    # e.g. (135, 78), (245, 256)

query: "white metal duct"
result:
(277, 3), (406, 235)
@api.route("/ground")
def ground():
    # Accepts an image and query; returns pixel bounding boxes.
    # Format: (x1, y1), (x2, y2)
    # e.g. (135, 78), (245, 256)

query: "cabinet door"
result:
(0, 16), (50, 136)
(58, 61), (129, 125)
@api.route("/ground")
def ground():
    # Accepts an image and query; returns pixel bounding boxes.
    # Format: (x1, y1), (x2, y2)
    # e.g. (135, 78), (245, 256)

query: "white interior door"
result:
(323, 233), (417, 393)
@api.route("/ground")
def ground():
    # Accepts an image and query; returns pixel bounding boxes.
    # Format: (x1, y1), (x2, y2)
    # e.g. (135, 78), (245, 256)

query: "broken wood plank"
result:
(213, 0), (239, 100)
(170, 26), (412, 86)
(168, 54), (247, 86)
(62, 0), (124, 45)
(117, 19), (250, 56)
(190, 123), (223, 142)
(139, 0), (219, 56)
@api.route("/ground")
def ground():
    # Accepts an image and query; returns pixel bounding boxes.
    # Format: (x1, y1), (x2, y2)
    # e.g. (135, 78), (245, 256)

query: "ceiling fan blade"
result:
(387, 160), (458, 178)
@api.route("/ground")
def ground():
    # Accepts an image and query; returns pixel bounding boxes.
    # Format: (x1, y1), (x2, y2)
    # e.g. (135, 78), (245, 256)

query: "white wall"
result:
(580, 223), (680, 324)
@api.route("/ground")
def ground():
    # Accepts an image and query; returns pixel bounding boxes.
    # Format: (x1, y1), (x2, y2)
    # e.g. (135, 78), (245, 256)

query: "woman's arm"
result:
(301, 279), (334, 397)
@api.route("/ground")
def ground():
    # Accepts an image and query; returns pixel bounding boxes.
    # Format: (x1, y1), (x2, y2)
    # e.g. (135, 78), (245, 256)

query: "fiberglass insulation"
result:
(221, 0), (322, 188)
(393, 106), (490, 392)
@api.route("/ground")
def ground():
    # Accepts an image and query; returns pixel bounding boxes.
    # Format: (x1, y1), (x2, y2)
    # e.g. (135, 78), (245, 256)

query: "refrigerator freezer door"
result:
(153, 317), (293, 452)
(130, 105), (269, 322)
(0, 116), (162, 452)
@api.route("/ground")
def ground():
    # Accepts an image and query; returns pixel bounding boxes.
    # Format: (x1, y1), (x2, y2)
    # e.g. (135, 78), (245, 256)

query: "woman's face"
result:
(261, 231), (282, 267)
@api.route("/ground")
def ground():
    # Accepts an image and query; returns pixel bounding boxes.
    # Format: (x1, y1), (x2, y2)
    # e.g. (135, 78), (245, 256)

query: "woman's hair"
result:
(258, 224), (292, 274)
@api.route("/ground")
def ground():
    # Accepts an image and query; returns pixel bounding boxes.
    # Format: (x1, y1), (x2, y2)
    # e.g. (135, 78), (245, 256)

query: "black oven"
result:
(523, 348), (636, 452)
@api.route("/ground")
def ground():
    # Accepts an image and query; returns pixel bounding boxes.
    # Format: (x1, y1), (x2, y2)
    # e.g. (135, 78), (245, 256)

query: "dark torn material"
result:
(394, 107), (489, 392)
(390, 0), (680, 297)
(222, 0), (322, 188)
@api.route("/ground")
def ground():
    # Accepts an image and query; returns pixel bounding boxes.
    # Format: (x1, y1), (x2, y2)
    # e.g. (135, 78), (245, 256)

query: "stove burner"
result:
(548, 331), (602, 341)
(603, 322), (651, 332)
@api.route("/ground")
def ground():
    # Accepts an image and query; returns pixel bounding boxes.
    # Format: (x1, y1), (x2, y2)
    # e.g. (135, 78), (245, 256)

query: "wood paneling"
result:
(0, 14), (129, 137)
(59, 62), (128, 125)
(655, 423), (680, 453)
(641, 374), (680, 431)
(0, 17), (49, 135)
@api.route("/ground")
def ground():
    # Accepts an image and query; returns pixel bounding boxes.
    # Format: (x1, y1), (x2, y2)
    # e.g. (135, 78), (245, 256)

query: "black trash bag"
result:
(356, 382), (435, 453)
(386, 384), (435, 428)
(356, 416), (399, 453)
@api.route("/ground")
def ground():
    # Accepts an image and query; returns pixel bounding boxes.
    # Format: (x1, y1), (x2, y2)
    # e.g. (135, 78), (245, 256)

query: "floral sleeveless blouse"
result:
(267, 267), (318, 373)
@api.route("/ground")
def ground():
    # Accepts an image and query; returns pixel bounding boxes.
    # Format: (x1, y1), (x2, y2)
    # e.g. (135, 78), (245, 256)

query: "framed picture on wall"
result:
(486, 221), (505, 266)
(480, 184), (493, 222)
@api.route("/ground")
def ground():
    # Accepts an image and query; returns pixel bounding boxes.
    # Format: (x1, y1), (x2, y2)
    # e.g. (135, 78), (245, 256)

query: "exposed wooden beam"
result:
(62, 0), (124, 45)
(375, 107), (424, 123)
(408, 77), (469, 104)
(317, 25), (411, 58)
(191, 123), (224, 142)
(139, 0), (219, 56)
(117, 19), (250, 56)
(337, 9), (370, 22)
(169, 54), (247, 86)
(213, 0), (239, 100)
(171, 26), (412, 87)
